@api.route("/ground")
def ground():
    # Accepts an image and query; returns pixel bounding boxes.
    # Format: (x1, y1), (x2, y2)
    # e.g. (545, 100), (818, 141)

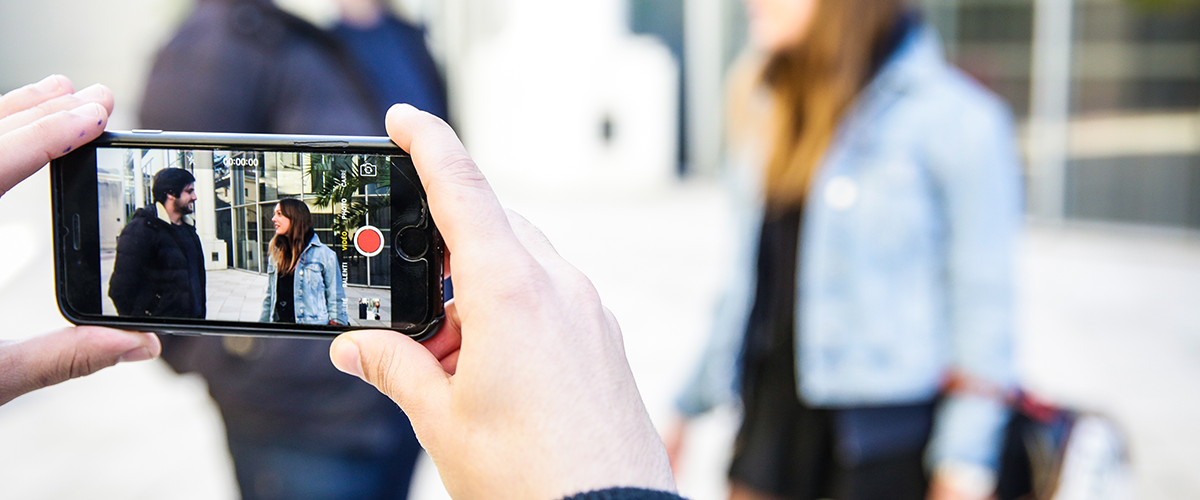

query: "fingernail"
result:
(119, 346), (154, 363)
(73, 83), (107, 100)
(69, 102), (105, 119)
(331, 338), (365, 379)
(35, 74), (66, 93)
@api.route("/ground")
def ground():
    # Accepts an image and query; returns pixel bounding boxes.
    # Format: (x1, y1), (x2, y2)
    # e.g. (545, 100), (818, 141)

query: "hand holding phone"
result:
(1, 75), (162, 407)
(329, 105), (678, 499)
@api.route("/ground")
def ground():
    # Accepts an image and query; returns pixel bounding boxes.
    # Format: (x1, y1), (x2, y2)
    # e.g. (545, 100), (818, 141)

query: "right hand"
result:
(329, 105), (677, 499)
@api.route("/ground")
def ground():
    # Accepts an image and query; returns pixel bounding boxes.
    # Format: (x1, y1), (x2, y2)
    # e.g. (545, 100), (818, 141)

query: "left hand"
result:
(0, 74), (113, 198)
(0, 327), (162, 406)
(0, 76), (160, 407)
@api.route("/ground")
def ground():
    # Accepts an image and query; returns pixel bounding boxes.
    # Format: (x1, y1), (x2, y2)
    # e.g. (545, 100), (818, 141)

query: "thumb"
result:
(330, 330), (451, 418)
(0, 327), (161, 406)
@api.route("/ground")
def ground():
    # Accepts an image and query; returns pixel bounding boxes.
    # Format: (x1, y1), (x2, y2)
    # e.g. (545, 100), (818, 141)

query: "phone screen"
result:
(86, 144), (439, 335)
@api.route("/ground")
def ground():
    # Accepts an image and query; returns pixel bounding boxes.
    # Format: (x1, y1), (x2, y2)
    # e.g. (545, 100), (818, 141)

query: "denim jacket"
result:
(676, 27), (1021, 476)
(260, 234), (350, 326)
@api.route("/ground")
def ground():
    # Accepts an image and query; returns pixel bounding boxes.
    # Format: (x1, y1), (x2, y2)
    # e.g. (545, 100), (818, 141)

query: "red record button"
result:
(353, 226), (384, 257)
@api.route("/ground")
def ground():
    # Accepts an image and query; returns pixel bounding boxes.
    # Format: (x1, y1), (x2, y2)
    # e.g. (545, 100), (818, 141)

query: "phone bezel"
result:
(51, 131), (444, 341)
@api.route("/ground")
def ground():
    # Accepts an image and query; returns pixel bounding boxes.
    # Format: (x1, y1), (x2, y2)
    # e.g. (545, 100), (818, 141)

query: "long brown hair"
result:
(758, 0), (903, 210)
(270, 198), (313, 275)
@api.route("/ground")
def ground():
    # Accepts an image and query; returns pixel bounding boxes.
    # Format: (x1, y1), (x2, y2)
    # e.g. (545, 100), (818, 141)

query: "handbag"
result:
(995, 391), (1134, 500)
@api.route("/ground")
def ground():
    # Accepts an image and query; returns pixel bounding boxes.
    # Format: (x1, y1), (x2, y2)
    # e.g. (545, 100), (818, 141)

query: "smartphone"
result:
(51, 131), (444, 340)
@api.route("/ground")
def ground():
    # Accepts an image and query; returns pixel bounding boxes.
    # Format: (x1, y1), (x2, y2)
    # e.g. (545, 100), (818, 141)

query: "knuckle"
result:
(489, 265), (553, 307)
(436, 153), (486, 186)
(32, 98), (66, 120)
(559, 266), (600, 301)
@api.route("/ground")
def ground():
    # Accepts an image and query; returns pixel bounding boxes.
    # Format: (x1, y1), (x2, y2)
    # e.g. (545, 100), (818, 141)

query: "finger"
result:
(0, 102), (109, 198)
(0, 83), (114, 136)
(0, 75), (74, 119)
(330, 329), (451, 418)
(438, 349), (460, 375)
(0, 327), (160, 406)
(384, 104), (527, 273)
(422, 299), (462, 374)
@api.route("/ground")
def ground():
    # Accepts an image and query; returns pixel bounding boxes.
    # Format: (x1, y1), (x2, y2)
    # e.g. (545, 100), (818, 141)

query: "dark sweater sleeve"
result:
(562, 488), (687, 500)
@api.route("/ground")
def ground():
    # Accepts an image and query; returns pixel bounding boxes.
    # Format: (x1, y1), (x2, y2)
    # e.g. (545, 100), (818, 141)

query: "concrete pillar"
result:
(192, 152), (228, 271)
(1029, 0), (1074, 221)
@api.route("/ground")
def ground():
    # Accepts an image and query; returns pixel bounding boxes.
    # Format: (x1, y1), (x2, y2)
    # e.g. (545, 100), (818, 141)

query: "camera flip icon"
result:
(357, 162), (378, 177)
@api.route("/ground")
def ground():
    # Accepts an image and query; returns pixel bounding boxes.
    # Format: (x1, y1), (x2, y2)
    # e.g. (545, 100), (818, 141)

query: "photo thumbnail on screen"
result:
(96, 146), (419, 329)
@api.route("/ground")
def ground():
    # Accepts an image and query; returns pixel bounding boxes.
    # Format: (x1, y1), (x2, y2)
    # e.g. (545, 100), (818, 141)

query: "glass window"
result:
(214, 155), (232, 209)
(216, 209), (232, 267)
(277, 152), (304, 197)
(262, 152), (279, 202)
(234, 207), (246, 270)
(245, 204), (260, 272)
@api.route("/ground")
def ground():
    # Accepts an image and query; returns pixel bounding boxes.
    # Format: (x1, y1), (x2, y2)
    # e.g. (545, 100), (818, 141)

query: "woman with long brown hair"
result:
(670, 1), (1022, 500)
(261, 198), (349, 326)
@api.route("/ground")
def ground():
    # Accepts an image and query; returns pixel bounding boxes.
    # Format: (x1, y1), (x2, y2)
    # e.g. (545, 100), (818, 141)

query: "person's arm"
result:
(108, 220), (152, 316)
(322, 250), (348, 326)
(0, 75), (160, 406)
(260, 263), (275, 323)
(922, 92), (1022, 500)
(329, 105), (678, 499)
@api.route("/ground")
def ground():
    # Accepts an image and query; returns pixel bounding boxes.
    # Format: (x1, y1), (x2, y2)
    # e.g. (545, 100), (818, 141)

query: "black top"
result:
(274, 271), (295, 323)
(740, 209), (803, 391)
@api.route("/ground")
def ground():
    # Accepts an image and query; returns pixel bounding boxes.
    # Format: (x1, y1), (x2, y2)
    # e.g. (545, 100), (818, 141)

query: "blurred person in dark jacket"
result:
(666, 1), (1022, 500)
(109, 168), (206, 319)
(138, 0), (445, 498)
(329, 0), (447, 120)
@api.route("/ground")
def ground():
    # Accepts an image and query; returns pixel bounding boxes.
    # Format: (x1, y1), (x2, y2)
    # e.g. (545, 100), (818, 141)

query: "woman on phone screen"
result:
(261, 198), (349, 326)
(668, 1), (1022, 500)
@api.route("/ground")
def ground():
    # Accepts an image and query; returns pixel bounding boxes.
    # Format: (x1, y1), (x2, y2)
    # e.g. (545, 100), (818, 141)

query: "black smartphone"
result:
(51, 131), (444, 340)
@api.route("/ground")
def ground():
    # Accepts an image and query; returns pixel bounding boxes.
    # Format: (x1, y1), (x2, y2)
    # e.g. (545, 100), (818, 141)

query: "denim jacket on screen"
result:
(675, 27), (1021, 476)
(261, 234), (350, 326)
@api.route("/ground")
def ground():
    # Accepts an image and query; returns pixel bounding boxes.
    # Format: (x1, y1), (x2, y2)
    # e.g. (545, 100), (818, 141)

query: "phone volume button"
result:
(131, 129), (163, 134)
(71, 214), (81, 251)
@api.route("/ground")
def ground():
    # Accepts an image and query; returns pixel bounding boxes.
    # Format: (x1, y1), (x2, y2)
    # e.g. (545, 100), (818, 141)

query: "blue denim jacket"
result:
(676, 27), (1021, 475)
(260, 234), (350, 326)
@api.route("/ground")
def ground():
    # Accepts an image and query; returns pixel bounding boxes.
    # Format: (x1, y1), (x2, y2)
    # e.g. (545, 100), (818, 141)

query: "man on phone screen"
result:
(109, 168), (206, 319)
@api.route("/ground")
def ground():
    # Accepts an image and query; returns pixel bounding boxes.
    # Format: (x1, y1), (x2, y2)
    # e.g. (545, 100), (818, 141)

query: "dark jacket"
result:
(140, 0), (380, 135)
(109, 206), (206, 319)
(140, 0), (416, 454)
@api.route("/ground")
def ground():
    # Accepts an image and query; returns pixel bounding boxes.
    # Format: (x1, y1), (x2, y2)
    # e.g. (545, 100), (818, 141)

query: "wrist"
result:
(933, 461), (996, 500)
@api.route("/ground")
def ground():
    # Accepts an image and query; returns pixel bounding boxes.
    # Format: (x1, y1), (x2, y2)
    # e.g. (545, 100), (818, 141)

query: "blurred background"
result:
(0, 0), (1198, 498)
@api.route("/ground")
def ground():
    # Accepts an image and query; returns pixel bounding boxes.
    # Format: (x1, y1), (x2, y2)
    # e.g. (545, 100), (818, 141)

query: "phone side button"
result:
(71, 214), (81, 251)
(131, 129), (163, 134)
